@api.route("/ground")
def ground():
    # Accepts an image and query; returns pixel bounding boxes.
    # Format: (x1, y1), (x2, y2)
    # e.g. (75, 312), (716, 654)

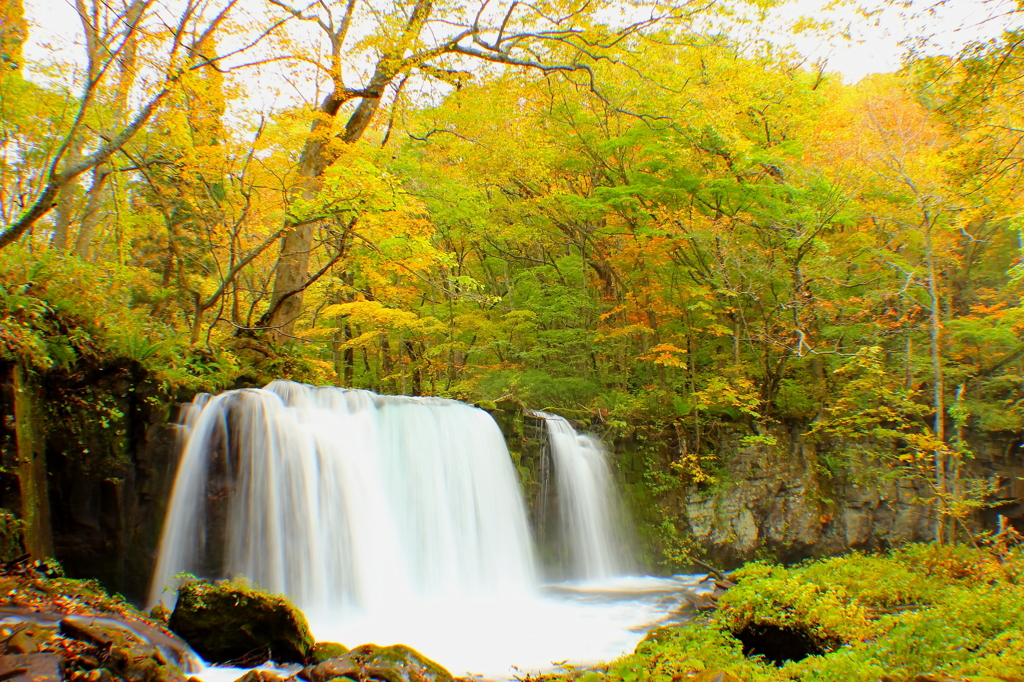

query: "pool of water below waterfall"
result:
(192, 574), (711, 682)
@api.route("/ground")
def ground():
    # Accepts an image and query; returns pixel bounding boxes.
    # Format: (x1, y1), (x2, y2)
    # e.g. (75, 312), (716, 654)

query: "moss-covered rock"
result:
(312, 641), (349, 663)
(232, 671), (285, 682)
(167, 579), (313, 665)
(304, 643), (453, 682)
(599, 544), (1024, 682)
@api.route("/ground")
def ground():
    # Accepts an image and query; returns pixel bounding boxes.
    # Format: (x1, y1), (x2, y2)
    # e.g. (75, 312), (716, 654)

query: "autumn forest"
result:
(2, 0), (1024, 678)
(6, 0), (1024, 500)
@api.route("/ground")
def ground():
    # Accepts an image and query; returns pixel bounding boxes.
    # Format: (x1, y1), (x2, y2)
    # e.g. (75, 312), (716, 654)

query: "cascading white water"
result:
(150, 380), (535, 615)
(539, 413), (631, 580)
(151, 381), (696, 679)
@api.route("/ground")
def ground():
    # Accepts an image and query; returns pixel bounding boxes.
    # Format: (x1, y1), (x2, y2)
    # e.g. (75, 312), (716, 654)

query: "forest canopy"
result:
(2, 0), (1024, 532)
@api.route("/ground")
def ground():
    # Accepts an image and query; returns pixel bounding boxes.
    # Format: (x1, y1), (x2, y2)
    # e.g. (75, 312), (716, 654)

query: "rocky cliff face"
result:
(618, 424), (1024, 570)
(0, 360), (183, 602)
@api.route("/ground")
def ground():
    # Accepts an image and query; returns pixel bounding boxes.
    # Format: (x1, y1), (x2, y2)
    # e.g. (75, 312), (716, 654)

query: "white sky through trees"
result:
(19, 0), (1024, 114)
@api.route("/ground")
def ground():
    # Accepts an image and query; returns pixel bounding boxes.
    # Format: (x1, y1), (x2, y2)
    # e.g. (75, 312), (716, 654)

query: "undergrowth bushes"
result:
(0, 246), (238, 391)
(597, 543), (1024, 682)
(0, 247), (330, 393)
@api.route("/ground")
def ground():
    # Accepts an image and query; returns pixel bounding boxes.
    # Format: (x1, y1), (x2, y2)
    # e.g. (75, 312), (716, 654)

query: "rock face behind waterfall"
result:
(0, 361), (185, 603)
(606, 422), (1024, 568)
(168, 579), (314, 665)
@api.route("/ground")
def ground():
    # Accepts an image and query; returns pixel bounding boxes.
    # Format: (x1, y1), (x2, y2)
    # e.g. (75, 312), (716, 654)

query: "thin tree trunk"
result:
(924, 220), (946, 543)
(345, 323), (355, 386)
(190, 292), (204, 345)
(332, 330), (344, 387)
(72, 0), (144, 258)
(381, 337), (393, 393)
(689, 333), (701, 454)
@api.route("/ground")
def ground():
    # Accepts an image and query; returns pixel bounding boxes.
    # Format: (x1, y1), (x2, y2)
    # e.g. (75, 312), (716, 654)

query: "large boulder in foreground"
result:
(303, 644), (453, 682)
(168, 579), (313, 665)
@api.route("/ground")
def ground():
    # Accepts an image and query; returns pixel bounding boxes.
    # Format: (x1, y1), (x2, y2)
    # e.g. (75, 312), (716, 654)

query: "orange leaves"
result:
(967, 302), (1009, 320)
(594, 323), (655, 341)
(638, 343), (688, 368)
(599, 305), (627, 322)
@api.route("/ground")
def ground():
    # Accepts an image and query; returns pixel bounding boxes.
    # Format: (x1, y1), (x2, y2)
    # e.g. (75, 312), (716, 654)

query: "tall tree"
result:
(0, 0), (251, 250)
(258, 0), (729, 340)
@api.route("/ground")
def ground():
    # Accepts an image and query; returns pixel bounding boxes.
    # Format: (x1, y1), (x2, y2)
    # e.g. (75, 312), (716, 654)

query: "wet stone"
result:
(300, 644), (453, 682)
(232, 671), (285, 682)
(0, 653), (62, 682)
(4, 630), (40, 654)
(303, 657), (361, 682)
(60, 619), (114, 648)
(311, 642), (349, 664)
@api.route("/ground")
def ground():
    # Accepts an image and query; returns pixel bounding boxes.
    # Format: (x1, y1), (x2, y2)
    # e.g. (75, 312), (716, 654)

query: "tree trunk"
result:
(344, 324), (355, 386)
(51, 138), (83, 250)
(73, 164), (110, 259)
(924, 220), (946, 543)
(71, 0), (144, 258)
(267, 223), (315, 340)
(332, 330), (344, 387)
(265, 0), (434, 340)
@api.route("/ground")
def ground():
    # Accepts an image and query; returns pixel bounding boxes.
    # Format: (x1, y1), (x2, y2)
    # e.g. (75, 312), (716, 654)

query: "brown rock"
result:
(68, 670), (118, 682)
(121, 654), (160, 682)
(311, 642), (349, 663)
(168, 580), (313, 665)
(299, 644), (453, 682)
(0, 653), (61, 682)
(232, 672), (285, 682)
(60, 619), (113, 648)
(5, 630), (40, 654)
(304, 657), (360, 682)
(155, 665), (189, 682)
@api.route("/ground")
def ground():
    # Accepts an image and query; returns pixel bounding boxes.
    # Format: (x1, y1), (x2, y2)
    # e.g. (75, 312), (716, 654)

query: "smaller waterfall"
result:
(539, 413), (632, 580)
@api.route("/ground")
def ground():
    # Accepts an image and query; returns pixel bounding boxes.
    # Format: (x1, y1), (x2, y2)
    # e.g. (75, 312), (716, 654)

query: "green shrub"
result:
(597, 544), (1024, 682)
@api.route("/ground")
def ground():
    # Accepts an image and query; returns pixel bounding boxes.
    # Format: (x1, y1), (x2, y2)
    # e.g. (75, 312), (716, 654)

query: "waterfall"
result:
(539, 413), (631, 580)
(149, 381), (536, 615)
(150, 382), (673, 678)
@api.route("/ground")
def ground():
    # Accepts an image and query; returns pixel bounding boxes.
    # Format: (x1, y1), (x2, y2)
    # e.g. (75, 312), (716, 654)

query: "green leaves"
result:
(594, 545), (1024, 682)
